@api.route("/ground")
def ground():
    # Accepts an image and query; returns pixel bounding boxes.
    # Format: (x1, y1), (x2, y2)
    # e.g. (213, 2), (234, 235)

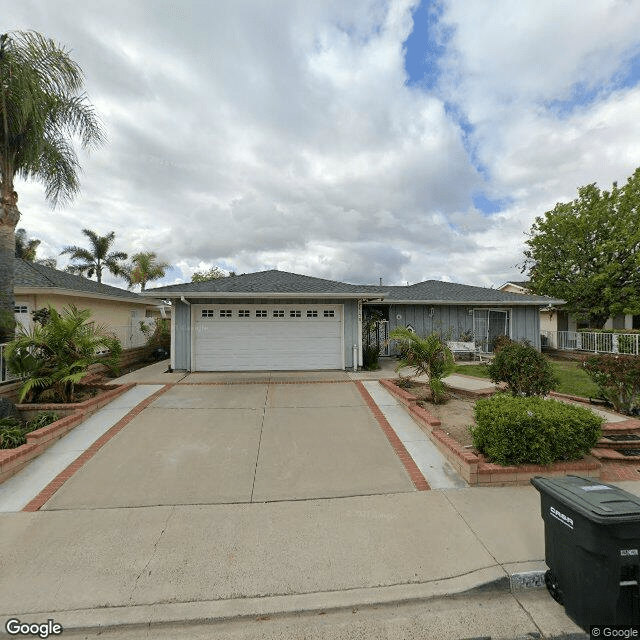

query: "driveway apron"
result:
(42, 381), (415, 510)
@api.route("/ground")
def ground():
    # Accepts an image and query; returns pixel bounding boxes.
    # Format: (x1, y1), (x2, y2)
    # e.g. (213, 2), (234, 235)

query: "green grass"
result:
(451, 360), (600, 399)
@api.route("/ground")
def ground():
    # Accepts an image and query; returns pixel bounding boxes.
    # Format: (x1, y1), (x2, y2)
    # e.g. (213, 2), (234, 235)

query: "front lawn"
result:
(451, 359), (600, 399)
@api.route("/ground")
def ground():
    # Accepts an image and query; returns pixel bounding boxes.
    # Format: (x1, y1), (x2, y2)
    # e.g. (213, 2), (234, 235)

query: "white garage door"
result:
(193, 304), (344, 371)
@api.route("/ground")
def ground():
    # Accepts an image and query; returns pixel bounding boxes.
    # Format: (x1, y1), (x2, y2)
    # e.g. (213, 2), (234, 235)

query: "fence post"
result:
(612, 333), (619, 354)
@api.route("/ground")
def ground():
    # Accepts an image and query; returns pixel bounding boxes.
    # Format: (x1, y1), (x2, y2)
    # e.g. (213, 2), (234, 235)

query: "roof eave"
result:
(15, 286), (159, 305)
(367, 299), (565, 306)
(142, 291), (386, 299)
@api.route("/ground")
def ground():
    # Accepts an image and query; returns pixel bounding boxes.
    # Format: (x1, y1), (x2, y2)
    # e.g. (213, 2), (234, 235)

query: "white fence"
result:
(542, 330), (640, 355)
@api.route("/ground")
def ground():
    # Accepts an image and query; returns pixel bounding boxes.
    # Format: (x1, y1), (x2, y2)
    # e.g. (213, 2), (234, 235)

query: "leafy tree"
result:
(125, 251), (169, 291)
(389, 327), (454, 404)
(61, 229), (127, 283)
(0, 31), (104, 340)
(523, 168), (640, 328)
(6, 304), (121, 403)
(191, 266), (229, 282)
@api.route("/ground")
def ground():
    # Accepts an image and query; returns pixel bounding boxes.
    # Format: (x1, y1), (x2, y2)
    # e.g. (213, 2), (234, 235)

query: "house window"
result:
(201, 309), (214, 318)
(290, 310), (301, 318)
(306, 310), (318, 318)
(220, 309), (233, 318)
(256, 310), (267, 318)
(238, 309), (250, 318)
(14, 306), (28, 314)
(323, 310), (335, 318)
(273, 309), (285, 318)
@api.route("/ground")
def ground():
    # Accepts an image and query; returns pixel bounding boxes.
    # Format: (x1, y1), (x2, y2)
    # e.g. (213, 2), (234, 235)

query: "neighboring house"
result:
(499, 281), (640, 332)
(13, 258), (164, 349)
(144, 270), (561, 372)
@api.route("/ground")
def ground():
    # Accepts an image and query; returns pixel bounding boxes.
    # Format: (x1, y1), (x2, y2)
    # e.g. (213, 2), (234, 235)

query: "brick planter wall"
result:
(380, 378), (601, 486)
(0, 383), (134, 484)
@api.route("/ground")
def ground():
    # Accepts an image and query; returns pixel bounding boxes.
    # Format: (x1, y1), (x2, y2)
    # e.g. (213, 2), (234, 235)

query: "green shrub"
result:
(583, 354), (640, 415)
(6, 305), (122, 403)
(0, 417), (26, 449)
(487, 341), (557, 396)
(25, 411), (60, 434)
(389, 328), (454, 404)
(470, 394), (604, 466)
(362, 344), (380, 370)
(492, 334), (513, 353)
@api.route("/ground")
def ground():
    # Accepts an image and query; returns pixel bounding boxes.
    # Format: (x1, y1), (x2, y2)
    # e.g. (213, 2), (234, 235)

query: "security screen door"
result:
(473, 309), (509, 352)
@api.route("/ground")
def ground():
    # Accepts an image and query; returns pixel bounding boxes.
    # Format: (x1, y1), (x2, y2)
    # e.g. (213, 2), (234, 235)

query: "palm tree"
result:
(126, 251), (169, 291)
(0, 30), (104, 340)
(15, 228), (40, 261)
(61, 229), (127, 283)
(14, 227), (56, 268)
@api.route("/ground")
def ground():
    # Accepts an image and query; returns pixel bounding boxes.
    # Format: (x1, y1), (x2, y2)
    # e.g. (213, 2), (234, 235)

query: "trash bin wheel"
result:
(544, 569), (564, 605)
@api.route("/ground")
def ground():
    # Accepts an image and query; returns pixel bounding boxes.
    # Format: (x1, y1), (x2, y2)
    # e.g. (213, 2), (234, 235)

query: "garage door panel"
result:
(193, 304), (344, 371)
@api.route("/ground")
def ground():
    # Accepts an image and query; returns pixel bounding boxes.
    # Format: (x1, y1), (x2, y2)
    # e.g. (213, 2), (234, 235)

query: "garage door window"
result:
(256, 310), (267, 318)
(324, 310), (335, 318)
(201, 309), (214, 318)
(307, 310), (318, 317)
(239, 309), (250, 318)
(290, 310), (301, 318)
(220, 309), (233, 318)
(273, 309), (285, 318)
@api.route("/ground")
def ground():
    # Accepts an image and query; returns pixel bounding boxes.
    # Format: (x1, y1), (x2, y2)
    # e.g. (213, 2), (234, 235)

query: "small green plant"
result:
(470, 394), (604, 466)
(583, 354), (640, 415)
(25, 411), (60, 434)
(389, 327), (454, 404)
(0, 417), (26, 449)
(6, 305), (122, 403)
(487, 341), (557, 397)
(145, 318), (170, 353)
(363, 344), (380, 370)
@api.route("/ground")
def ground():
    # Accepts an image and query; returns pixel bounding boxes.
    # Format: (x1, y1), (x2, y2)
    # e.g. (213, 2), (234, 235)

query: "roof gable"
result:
(146, 269), (382, 296)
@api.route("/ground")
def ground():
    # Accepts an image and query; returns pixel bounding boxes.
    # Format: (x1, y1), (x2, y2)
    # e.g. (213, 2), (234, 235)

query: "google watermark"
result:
(4, 618), (63, 638)
(591, 626), (640, 638)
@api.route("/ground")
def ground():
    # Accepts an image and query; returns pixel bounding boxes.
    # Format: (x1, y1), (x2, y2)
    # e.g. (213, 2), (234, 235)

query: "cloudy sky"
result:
(6, 0), (640, 289)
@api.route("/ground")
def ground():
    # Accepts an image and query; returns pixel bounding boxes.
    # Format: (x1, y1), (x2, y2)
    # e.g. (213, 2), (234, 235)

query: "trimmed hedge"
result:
(470, 394), (603, 466)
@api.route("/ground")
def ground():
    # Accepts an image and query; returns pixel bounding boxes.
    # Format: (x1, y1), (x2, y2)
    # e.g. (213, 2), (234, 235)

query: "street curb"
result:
(1, 568), (548, 635)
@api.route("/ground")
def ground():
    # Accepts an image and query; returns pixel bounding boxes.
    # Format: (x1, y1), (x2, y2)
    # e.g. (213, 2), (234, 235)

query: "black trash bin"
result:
(531, 475), (640, 630)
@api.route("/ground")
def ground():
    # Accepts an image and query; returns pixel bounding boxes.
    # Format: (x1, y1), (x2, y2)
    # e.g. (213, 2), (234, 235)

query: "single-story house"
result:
(144, 270), (562, 372)
(499, 280), (640, 332)
(13, 258), (166, 349)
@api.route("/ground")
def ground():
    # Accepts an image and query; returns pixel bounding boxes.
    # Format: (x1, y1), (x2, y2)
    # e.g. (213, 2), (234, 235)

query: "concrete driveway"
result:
(42, 380), (415, 510)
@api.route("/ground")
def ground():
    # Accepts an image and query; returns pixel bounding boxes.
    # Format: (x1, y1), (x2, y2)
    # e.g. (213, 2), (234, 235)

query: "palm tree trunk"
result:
(0, 200), (20, 342)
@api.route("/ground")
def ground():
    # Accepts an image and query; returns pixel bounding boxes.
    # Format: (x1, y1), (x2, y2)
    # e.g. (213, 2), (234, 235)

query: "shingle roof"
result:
(378, 280), (560, 304)
(14, 258), (147, 302)
(145, 269), (562, 305)
(146, 269), (383, 296)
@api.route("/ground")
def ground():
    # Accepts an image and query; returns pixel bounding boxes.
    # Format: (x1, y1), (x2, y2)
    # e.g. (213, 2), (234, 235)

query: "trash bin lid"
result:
(531, 475), (640, 524)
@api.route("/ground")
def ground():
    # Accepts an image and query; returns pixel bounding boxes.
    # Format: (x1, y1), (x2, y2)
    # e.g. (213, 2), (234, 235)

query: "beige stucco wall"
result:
(500, 283), (527, 294)
(15, 293), (151, 334)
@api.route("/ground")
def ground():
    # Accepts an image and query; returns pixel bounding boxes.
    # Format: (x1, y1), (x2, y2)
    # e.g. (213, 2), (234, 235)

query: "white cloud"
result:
(6, 0), (640, 290)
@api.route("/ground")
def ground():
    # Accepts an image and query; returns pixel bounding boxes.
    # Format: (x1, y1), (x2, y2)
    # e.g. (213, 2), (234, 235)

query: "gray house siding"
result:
(173, 297), (359, 370)
(379, 304), (542, 353)
(511, 306), (541, 350)
(386, 304), (474, 339)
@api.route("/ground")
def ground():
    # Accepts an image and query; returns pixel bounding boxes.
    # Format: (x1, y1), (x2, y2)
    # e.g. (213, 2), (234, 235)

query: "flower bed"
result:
(379, 378), (601, 486)
(0, 383), (134, 484)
